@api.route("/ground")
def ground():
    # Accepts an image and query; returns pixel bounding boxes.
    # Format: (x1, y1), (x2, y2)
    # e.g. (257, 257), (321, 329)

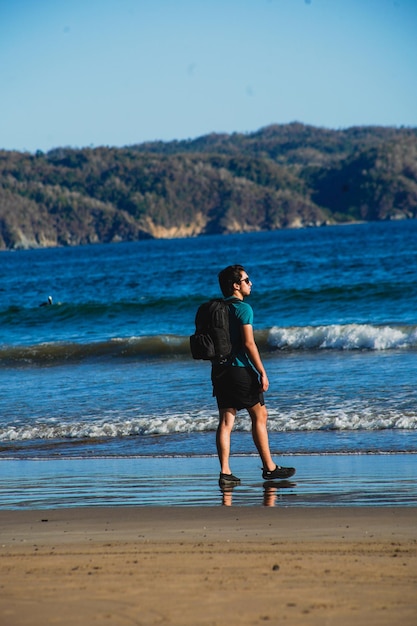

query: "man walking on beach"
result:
(213, 265), (296, 486)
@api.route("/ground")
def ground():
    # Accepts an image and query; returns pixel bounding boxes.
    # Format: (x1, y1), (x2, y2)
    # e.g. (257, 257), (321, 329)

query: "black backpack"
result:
(190, 298), (233, 363)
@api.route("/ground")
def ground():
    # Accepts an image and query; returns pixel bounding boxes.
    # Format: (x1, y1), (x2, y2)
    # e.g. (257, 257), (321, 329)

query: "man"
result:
(213, 265), (295, 486)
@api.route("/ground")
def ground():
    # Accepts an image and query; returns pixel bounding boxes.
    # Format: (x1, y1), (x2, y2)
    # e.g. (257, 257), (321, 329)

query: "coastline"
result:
(1, 507), (416, 625)
(1, 453), (416, 509)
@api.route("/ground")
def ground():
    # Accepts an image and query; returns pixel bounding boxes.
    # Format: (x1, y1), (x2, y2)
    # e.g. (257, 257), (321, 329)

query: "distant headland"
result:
(1, 122), (416, 250)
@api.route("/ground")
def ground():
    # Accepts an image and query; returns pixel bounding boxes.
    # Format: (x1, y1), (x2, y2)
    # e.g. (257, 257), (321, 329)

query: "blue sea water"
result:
(1, 220), (417, 507)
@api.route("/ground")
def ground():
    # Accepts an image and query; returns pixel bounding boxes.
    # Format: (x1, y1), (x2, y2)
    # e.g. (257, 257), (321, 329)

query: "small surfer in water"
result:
(212, 265), (296, 486)
(39, 296), (53, 307)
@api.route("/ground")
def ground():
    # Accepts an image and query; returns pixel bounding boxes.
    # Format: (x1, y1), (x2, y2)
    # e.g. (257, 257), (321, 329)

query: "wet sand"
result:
(2, 454), (416, 508)
(1, 506), (416, 625)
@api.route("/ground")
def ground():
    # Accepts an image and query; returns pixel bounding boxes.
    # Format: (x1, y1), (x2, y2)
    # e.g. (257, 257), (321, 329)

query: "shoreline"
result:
(0, 219), (373, 252)
(1, 507), (416, 625)
(1, 453), (415, 509)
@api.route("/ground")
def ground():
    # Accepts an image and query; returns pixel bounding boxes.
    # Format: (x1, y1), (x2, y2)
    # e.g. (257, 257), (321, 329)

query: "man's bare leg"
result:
(216, 408), (236, 475)
(247, 402), (276, 472)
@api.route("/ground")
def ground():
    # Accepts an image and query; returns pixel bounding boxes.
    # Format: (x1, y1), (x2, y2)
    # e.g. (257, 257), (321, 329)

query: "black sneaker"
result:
(219, 472), (241, 486)
(262, 465), (296, 480)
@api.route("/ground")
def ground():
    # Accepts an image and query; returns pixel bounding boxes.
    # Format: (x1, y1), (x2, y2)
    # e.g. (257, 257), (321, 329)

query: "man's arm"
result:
(241, 324), (269, 392)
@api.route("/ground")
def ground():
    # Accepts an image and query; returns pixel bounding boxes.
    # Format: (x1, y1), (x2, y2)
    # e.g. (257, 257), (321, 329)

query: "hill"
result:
(1, 122), (416, 249)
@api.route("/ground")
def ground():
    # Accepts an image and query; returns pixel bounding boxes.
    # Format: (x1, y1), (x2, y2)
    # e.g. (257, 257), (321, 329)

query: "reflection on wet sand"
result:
(220, 481), (297, 506)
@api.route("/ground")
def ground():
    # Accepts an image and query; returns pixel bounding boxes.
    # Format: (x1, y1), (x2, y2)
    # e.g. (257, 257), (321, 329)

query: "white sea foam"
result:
(1, 407), (416, 443)
(269, 324), (417, 351)
(0, 413), (218, 442)
(265, 406), (417, 431)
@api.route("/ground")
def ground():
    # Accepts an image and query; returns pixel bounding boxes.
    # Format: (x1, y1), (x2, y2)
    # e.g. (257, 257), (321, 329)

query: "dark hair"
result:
(218, 265), (246, 297)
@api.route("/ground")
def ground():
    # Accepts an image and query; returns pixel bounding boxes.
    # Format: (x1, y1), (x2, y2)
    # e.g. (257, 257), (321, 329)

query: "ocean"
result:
(1, 220), (416, 508)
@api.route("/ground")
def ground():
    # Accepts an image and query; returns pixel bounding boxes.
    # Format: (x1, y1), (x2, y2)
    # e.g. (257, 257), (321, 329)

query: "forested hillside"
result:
(1, 122), (416, 249)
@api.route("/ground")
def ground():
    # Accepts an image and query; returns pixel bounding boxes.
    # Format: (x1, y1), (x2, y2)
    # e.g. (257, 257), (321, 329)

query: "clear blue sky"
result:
(1, 0), (416, 153)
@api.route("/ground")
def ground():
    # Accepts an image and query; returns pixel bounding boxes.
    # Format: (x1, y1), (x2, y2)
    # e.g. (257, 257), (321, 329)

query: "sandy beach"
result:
(1, 506), (416, 626)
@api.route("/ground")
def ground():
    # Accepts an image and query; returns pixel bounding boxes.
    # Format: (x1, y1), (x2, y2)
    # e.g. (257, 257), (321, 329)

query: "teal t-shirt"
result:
(225, 297), (254, 368)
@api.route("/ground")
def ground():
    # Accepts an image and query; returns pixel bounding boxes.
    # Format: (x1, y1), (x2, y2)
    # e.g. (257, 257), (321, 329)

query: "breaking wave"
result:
(1, 406), (416, 444)
(268, 323), (417, 351)
(1, 323), (417, 366)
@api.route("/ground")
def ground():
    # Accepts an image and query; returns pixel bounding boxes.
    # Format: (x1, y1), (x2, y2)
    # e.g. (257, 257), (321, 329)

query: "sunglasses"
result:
(240, 277), (251, 284)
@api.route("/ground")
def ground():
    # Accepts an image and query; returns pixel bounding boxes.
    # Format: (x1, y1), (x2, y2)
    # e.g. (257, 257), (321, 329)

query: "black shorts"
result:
(211, 365), (264, 411)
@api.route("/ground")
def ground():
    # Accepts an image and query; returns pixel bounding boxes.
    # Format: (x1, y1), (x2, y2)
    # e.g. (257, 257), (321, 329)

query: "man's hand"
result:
(260, 372), (269, 392)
